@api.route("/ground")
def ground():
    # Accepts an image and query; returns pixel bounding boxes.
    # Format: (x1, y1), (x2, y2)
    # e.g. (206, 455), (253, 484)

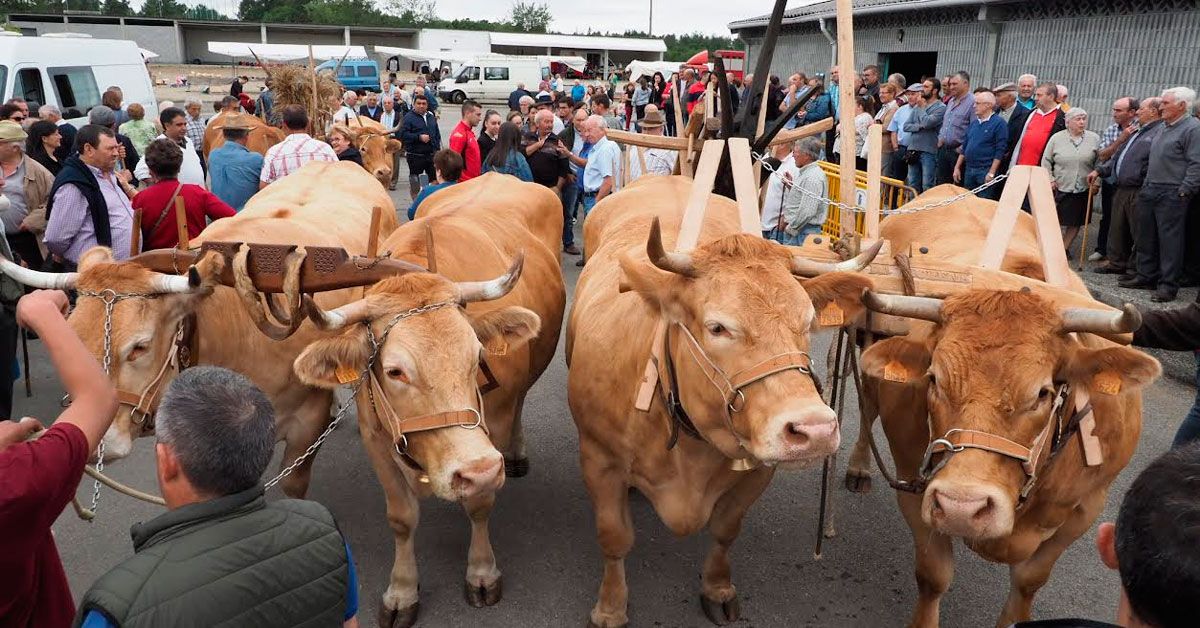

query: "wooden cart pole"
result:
(308, 45), (319, 136)
(836, 0), (857, 211)
(174, 197), (189, 250)
(754, 81), (770, 182)
(367, 205), (382, 258)
(130, 208), (142, 257)
(864, 124), (883, 240)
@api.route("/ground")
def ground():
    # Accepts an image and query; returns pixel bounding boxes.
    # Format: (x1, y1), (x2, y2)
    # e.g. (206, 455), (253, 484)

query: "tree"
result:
(101, 0), (133, 16)
(139, 0), (187, 17)
(507, 1), (551, 33)
(64, 0), (100, 10)
(385, 0), (435, 23)
(304, 0), (382, 26)
(184, 4), (225, 19)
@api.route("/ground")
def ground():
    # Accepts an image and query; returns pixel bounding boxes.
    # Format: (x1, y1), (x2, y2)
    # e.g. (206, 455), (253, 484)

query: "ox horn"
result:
(791, 240), (884, 278)
(1060, 303), (1142, 335)
(148, 271), (199, 294)
(458, 252), (525, 303)
(301, 296), (375, 331)
(0, 254), (78, 290)
(646, 217), (697, 278)
(861, 290), (944, 323)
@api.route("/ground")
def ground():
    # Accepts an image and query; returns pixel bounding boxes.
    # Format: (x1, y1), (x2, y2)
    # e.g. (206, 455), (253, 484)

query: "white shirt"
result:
(627, 146), (677, 180)
(134, 135), (205, 187)
(379, 109), (400, 131)
(260, 132), (338, 184)
(552, 116), (564, 135)
(761, 154), (798, 232)
(332, 105), (357, 127)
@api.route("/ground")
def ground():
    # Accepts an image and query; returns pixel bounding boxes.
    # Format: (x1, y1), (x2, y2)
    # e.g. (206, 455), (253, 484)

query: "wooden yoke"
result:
(128, 242), (426, 294)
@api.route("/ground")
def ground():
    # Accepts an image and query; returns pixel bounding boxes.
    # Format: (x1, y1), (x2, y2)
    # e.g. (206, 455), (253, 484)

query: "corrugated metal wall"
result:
(739, 1), (1200, 133)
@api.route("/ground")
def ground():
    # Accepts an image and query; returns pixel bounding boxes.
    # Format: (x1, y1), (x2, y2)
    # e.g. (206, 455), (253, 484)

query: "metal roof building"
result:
(729, 0), (1200, 131)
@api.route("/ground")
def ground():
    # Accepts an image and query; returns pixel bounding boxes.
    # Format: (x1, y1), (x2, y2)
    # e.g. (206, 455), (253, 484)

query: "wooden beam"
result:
(671, 80), (685, 141)
(606, 128), (689, 151)
(767, 118), (835, 147)
(677, 140), (725, 250)
(836, 0), (857, 209)
(979, 165), (1031, 269)
(130, 209), (142, 257)
(174, 197), (189, 250)
(727, 138), (761, 234)
(1027, 166), (1071, 286)
(864, 124), (883, 239)
(754, 82), (770, 181)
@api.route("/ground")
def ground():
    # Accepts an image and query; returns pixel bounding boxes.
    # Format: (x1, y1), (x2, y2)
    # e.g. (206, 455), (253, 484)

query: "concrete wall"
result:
(9, 19), (184, 63)
(180, 26), (259, 65)
(737, 0), (1200, 133)
(416, 29), (491, 56)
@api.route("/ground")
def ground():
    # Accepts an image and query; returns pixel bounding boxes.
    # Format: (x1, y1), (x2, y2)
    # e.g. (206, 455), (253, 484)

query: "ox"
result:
(567, 175), (879, 627)
(294, 172), (565, 628)
(844, 186), (1161, 627)
(2, 161), (397, 499)
(202, 111), (285, 158)
(344, 115), (403, 189)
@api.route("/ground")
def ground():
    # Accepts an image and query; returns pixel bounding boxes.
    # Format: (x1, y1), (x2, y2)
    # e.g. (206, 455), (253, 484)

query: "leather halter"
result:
(912, 383), (1093, 505)
(657, 321), (822, 452)
(357, 303), (494, 473)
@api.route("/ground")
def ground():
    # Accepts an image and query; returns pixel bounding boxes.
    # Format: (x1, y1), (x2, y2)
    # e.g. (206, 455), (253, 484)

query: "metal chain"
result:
(75, 288), (158, 519)
(263, 300), (458, 490)
(751, 151), (1009, 216)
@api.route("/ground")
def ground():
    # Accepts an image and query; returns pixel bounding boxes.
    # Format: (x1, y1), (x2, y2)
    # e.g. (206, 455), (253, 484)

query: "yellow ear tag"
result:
(817, 302), (844, 326)
(484, 338), (509, 357)
(883, 360), (910, 383)
(1093, 370), (1122, 395)
(335, 363), (359, 385)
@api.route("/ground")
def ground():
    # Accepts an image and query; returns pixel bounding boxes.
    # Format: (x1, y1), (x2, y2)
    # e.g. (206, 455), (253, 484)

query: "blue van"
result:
(316, 58), (380, 93)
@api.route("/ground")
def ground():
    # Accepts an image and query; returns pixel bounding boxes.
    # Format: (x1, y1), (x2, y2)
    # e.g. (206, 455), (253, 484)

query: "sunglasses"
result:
(11, 116), (25, 121)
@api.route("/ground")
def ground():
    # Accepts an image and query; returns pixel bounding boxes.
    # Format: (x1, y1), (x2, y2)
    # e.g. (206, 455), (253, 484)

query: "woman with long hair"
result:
(650, 72), (665, 109)
(623, 82), (635, 130)
(25, 120), (62, 176)
(662, 73), (678, 136)
(478, 110), (502, 162)
(482, 122), (533, 182)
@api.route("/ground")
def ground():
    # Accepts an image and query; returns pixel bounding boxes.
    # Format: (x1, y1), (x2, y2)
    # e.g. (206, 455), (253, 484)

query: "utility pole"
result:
(649, 0), (654, 36)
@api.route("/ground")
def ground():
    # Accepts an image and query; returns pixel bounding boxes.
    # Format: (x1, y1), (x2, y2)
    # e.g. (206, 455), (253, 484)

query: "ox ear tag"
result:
(883, 360), (911, 383)
(1093, 370), (1122, 395)
(817, 302), (844, 327)
(484, 337), (509, 357)
(335, 363), (359, 385)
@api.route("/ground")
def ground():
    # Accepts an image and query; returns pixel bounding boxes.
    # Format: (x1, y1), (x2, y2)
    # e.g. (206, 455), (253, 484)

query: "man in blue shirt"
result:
(936, 71), (976, 186)
(903, 78), (947, 193)
(1016, 74), (1037, 110)
(206, 114), (263, 211)
(953, 89), (1008, 200)
(888, 84), (923, 183)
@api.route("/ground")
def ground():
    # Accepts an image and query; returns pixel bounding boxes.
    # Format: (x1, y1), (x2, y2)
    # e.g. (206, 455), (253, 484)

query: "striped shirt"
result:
(43, 164), (134, 264)
(185, 114), (207, 149)
(260, 133), (338, 184)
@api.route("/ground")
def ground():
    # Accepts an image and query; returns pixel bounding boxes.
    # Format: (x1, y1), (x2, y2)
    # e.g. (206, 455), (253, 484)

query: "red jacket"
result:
(448, 120), (481, 181)
(687, 81), (706, 115)
(133, 179), (237, 251)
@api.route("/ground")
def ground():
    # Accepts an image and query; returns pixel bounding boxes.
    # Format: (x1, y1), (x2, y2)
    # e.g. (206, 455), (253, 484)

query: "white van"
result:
(437, 55), (551, 104)
(0, 34), (157, 125)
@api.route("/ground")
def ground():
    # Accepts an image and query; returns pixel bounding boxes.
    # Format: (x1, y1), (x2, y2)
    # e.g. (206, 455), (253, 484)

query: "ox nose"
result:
(928, 485), (1005, 538)
(451, 455), (505, 498)
(782, 418), (840, 456)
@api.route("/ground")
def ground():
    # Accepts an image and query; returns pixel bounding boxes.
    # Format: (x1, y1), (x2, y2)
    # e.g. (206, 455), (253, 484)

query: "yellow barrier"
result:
(816, 161), (916, 236)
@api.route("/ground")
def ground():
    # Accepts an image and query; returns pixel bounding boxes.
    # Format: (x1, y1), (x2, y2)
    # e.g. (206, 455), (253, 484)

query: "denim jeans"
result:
(1175, 353), (1200, 448)
(766, 224), (821, 245)
(962, 165), (999, 200)
(906, 150), (937, 193)
(582, 192), (598, 216)
(561, 184), (579, 247)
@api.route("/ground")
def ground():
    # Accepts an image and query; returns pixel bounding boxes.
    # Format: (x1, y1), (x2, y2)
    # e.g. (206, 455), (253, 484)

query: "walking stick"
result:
(21, 328), (30, 397)
(1078, 183), (1097, 271)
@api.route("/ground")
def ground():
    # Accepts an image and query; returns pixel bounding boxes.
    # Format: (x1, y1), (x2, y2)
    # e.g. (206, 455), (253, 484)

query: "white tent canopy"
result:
(546, 55), (587, 73)
(374, 45), (474, 67)
(139, 47), (159, 61)
(206, 42), (367, 62)
(626, 60), (681, 80)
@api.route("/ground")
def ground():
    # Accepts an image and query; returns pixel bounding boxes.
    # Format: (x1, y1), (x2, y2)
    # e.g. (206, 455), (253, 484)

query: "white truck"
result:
(437, 54), (586, 104)
(0, 34), (157, 125)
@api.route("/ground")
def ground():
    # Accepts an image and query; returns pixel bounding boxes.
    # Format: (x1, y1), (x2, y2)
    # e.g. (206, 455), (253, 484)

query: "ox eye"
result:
(1037, 387), (1054, 404)
(126, 342), (150, 361)
(705, 322), (730, 337)
(386, 368), (410, 384)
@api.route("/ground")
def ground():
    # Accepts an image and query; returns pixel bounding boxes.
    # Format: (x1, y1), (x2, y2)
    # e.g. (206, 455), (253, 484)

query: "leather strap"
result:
(367, 370), (488, 472)
(393, 410), (482, 437)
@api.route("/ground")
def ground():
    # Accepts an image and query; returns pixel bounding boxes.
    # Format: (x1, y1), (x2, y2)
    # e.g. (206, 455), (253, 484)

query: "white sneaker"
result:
(1088, 251), (1104, 262)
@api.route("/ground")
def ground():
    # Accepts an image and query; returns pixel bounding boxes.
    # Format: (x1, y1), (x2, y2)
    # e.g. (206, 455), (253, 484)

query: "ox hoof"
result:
(700, 593), (741, 626)
(505, 457), (530, 478)
(378, 601), (419, 628)
(844, 470), (873, 494)
(464, 576), (503, 608)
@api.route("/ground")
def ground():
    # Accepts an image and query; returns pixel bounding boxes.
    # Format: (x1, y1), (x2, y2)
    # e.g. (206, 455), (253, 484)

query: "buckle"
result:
(459, 407), (483, 430)
(727, 389), (746, 414)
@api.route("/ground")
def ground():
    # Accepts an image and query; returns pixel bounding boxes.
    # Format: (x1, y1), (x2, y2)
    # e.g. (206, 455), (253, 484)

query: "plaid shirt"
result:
(185, 114), (207, 149)
(259, 133), (338, 184)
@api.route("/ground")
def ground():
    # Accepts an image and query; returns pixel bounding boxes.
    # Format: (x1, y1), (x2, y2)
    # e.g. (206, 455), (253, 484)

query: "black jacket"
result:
(1002, 106), (1065, 171)
(337, 146), (364, 167)
(400, 110), (441, 157)
(1134, 303), (1200, 351)
(46, 154), (112, 248)
(54, 122), (77, 161)
(358, 105), (383, 122)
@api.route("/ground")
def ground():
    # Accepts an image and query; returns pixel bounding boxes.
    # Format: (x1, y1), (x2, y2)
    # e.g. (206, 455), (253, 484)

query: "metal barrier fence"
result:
(816, 161), (916, 236)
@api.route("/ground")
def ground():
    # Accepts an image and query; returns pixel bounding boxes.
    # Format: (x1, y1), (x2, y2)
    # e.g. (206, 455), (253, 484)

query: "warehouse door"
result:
(882, 52), (938, 88)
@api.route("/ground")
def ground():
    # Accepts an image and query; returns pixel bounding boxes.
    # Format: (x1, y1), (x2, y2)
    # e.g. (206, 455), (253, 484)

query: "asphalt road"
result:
(33, 110), (1195, 627)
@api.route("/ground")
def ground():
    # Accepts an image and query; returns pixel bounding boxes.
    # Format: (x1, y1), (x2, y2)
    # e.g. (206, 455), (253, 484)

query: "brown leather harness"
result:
(656, 321), (822, 452)
(357, 301), (496, 473)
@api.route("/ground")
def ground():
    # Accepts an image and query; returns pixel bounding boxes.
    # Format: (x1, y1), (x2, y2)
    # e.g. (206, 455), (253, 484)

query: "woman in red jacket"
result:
(132, 139), (235, 251)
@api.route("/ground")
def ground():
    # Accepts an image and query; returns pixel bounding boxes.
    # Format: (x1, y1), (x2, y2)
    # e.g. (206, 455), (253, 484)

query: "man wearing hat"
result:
(0, 120), (54, 270)
(994, 82), (1020, 122)
(534, 94), (564, 134)
(207, 113), (264, 211)
(886, 83), (924, 183)
(627, 105), (677, 180)
(133, 106), (205, 188)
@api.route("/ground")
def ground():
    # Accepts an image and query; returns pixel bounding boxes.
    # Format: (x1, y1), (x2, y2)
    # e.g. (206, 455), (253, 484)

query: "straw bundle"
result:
(268, 64), (342, 133)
